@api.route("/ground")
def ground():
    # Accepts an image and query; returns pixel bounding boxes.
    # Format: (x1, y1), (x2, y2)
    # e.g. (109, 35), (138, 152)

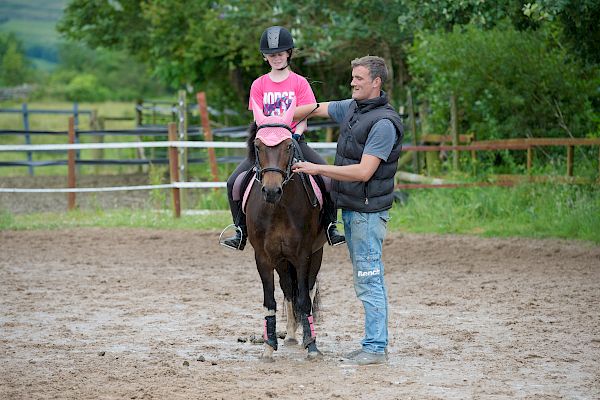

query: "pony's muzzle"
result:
(262, 185), (283, 203)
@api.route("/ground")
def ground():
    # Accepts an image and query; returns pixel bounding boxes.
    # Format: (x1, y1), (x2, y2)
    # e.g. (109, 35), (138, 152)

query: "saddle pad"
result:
(243, 176), (323, 213)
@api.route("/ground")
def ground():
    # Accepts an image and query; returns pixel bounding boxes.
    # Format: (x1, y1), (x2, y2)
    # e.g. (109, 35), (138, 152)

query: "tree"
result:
(57, 0), (418, 108)
(57, 0), (599, 124)
(409, 24), (598, 141)
(0, 32), (31, 86)
(524, 0), (600, 65)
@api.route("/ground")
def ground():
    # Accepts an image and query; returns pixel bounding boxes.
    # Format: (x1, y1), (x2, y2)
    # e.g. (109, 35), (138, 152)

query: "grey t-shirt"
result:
(328, 99), (396, 161)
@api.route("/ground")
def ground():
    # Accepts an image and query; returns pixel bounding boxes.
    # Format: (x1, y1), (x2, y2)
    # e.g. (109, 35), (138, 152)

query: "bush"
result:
(408, 23), (599, 141)
(41, 43), (170, 102)
(64, 73), (110, 102)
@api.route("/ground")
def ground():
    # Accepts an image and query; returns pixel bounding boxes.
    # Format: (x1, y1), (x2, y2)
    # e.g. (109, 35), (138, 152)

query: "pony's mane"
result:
(246, 121), (258, 163)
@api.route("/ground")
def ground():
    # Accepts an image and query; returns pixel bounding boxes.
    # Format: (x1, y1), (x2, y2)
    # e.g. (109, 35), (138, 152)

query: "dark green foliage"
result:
(2, 0), (597, 145)
(409, 24), (598, 141)
(524, 0), (600, 65)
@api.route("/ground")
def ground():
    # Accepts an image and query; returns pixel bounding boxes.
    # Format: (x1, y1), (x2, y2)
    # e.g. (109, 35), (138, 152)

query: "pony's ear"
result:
(281, 97), (296, 127)
(251, 98), (266, 125)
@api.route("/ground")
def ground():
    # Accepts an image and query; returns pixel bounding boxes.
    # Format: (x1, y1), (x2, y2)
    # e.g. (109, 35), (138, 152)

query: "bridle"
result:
(253, 123), (301, 187)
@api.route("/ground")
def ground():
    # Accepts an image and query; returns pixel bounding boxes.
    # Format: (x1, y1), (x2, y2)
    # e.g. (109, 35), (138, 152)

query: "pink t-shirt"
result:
(248, 71), (316, 132)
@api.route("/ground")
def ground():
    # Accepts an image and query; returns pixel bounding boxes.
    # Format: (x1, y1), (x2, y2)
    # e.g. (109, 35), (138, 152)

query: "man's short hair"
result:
(351, 56), (388, 85)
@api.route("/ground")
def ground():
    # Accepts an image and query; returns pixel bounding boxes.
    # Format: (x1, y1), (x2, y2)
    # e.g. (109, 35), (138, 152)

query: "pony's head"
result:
(249, 98), (297, 203)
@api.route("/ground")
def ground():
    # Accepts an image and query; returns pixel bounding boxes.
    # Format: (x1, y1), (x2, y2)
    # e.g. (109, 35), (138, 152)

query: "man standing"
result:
(292, 56), (403, 366)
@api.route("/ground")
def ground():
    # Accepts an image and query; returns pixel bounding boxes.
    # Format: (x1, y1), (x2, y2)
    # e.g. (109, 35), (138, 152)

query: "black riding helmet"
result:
(259, 26), (294, 54)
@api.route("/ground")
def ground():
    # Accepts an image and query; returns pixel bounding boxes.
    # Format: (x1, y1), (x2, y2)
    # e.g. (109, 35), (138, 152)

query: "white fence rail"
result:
(0, 140), (336, 194)
(0, 141), (337, 152)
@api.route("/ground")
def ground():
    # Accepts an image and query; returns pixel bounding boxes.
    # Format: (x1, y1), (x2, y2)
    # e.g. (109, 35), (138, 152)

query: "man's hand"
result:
(292, 161), (320, 176)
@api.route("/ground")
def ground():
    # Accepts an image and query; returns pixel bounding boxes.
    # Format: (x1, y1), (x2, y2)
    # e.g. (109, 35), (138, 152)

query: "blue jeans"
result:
(342, 209), (389, 354)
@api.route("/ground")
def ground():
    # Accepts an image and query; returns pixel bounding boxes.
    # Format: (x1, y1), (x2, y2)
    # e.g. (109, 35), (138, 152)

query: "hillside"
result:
(0, 0), (68, 69)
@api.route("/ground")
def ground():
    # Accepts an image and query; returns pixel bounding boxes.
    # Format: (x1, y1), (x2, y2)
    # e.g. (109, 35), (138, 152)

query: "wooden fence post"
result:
(397, 105), (415, 169)
(21, 103), (33, 176)
(325, 127), (334, 162)
(566, 145), (574, 176)
(470, 132), (477, 161)
(420, 102), (439, 176)
(168, 123), (181, 218)
(67, 117), (76, 211)
(135, 99), (143, 126)
(90, 110), (105, 174)
(177, 90), (188, 207)
(407, 88), (420, 173)
(527, 145), (533, 175)
(450, 93), (459, 171)
(72, 102), (84, 175)
(196, 92), (219, 185)
(325, 127), (333, 143)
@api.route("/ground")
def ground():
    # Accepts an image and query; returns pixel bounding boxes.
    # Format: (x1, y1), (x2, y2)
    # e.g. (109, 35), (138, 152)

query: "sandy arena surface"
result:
(1, 228), (599, 399)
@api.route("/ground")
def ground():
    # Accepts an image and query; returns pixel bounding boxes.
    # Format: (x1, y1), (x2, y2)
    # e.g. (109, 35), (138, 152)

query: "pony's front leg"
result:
(297, 267), (323, 360)
(256, 257), (278, 362)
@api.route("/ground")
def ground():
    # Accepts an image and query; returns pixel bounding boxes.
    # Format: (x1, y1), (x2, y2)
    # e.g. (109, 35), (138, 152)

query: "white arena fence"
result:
(0, 140), (339, 194)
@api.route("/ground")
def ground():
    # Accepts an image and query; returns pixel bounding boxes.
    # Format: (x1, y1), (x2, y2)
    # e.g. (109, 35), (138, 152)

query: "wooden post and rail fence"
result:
(50, 116), (599, 214)
(4, 93), (599, 215)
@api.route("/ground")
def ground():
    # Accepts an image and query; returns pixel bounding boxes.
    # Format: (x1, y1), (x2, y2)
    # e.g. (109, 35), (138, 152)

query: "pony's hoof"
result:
(259, 355), (275, 363)
(260, 343), (275, 362)
(306, 350), (323, 360)
(284, 338), (298, 345)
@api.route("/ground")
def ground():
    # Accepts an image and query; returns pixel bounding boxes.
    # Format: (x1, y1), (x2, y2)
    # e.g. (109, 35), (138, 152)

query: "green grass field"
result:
(0, 100), (142, 176)
(0, 0), (68, 69)
(0, 18), (61, 47)
(0, 100), (252, 179)
(1, 183), (598, 244)
(0, 0), (66, 21)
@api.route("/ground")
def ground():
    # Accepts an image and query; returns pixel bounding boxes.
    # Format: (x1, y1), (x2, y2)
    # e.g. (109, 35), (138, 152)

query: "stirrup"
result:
(219, 224), (244, 250)
(326, 222), (346, 247)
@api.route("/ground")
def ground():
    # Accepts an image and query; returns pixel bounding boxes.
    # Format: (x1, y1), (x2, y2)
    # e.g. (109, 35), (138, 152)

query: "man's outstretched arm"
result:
(294, 102), (331, 121)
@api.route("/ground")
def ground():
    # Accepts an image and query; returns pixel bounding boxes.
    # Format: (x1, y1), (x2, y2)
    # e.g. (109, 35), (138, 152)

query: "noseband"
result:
(253, 123), (301, 187)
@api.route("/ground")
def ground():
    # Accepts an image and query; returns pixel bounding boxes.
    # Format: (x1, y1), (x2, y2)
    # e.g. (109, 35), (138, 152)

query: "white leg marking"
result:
(261, 343), (275, 362)
(264, 308), (276, 317)
(284, 299), (298, 344)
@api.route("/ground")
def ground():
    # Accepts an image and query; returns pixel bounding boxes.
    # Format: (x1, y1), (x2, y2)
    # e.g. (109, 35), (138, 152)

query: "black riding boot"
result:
(220, 200), (247, 251)
(323, 193), (345, 246)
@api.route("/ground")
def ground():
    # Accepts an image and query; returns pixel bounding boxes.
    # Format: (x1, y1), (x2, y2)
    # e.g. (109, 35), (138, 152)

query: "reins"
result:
(295, 103), (319, 127)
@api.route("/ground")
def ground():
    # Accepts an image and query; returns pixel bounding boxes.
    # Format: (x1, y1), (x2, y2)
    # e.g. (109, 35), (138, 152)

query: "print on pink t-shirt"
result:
(262, 91), (295, 116)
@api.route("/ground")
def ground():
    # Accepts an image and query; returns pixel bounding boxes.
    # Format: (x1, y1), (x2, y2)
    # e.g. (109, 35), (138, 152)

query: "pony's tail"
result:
(311, 279), (321, 322)
(282, 263), (321, 323)
(291, 277), (321, 323)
